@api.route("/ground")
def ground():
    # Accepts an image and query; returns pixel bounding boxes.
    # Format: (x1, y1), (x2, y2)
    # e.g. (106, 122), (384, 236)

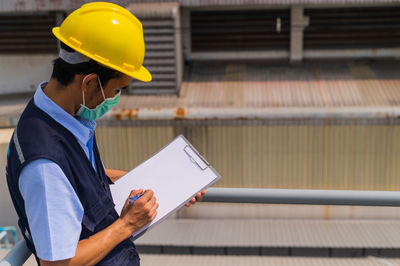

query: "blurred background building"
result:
(0, 0), (400, 265)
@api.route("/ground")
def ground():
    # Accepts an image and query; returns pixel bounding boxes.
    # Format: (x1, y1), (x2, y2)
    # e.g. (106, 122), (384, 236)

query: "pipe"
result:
(0, 239), (31, 266)
(107, 107), (400, 121)
(203, 187), (400, 206)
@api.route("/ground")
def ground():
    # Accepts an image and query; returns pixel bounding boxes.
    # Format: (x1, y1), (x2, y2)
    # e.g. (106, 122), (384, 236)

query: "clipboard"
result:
(110, 135), (221, 240)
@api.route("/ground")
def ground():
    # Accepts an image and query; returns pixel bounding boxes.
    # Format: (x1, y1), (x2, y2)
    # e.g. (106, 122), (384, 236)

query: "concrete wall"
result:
(96, 124), (400, 191)
(1, 123), (400, 230)
(0, 55), (54, 95)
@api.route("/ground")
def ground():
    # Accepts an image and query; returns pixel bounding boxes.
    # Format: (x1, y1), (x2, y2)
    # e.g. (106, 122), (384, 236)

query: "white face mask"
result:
(76, 75), (121, 121)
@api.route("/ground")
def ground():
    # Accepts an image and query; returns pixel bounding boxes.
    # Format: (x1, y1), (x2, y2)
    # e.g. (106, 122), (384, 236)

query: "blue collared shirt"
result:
(18, 82), (99, 261)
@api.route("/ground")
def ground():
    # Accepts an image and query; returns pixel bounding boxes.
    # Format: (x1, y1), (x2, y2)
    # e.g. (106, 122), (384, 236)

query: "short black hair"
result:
(51, 43), (123, 86)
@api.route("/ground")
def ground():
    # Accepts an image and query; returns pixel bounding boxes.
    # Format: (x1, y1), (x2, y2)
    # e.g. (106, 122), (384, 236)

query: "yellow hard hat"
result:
(52, 2), (151, 82)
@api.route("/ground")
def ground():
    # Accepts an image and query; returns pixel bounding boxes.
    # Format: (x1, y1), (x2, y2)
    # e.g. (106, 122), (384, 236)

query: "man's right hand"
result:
(40, 190), (158, 265)
(119, 189), (158, 236)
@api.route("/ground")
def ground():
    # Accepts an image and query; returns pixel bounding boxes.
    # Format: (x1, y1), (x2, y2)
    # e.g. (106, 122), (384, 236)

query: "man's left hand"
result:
(185, 189), (206, 207)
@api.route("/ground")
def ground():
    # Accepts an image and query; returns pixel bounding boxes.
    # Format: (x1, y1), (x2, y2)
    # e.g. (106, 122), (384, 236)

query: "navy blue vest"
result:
(6, 99), (140, 265)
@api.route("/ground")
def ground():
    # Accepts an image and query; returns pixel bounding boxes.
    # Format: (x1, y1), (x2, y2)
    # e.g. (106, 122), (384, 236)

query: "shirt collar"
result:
(33, 82), (96, 146)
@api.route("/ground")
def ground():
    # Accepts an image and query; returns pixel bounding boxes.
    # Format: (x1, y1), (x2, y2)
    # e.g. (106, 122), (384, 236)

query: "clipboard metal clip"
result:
(184, 145), (209, 171)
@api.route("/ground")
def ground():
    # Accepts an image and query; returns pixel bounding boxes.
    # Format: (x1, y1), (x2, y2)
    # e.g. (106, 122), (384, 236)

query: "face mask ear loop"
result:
(98, 76), (106, 100)
(82, 90), (85, 106)
(82, 74), (92, 107)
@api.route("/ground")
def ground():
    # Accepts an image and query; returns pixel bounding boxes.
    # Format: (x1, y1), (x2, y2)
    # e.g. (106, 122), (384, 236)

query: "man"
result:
(6, 2), (205, 265)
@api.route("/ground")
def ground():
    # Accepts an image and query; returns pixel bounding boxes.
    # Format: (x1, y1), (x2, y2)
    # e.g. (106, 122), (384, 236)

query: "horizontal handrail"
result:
(3, 187), (400, 265)
(0, 239), (31, 266)
(203, 187), (400, 206)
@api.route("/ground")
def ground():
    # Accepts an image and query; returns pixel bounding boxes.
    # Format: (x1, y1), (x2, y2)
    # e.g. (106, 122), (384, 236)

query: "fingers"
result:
(150, 206), (158, 220)
(139, 190), (154, 201)
(194, 190), (207, 201)
(133, 190), (153, 207)
(137, 191), (157, 214)
(185, 198), (196, 207)
(123, 189), (144, 207)
(195, 192), (202, 201)
(186, 190), (207, 207)
(120, 189), (158, 234)
(145, 195), (157, 208)
(129, 189), (144, 198)
(139, 195), (158, 223)
(149, 202), (159, 220)
(124, 189), (154, 212)
(185, 196), (197, 208)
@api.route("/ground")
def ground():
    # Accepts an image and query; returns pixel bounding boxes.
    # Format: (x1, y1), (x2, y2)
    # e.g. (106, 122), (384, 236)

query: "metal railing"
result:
(0, 239), (31, 266)
(2, 187), (400, 265)
(203, 187), (400, 206)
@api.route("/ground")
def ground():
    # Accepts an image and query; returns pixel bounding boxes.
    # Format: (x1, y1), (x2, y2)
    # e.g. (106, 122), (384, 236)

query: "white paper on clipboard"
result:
(110, 135), (221, 240)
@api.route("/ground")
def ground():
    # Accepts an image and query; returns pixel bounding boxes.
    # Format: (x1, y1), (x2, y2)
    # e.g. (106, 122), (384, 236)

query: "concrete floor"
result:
(2, 251), (400, 266)
(2, 252), (400, 266)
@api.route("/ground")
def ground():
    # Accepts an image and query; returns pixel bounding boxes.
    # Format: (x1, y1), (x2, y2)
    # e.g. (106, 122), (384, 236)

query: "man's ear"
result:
(80, 74), (98, 92)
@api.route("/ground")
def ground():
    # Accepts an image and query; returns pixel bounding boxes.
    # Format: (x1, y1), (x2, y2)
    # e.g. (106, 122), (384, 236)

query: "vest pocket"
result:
(82, 195), (115, 232)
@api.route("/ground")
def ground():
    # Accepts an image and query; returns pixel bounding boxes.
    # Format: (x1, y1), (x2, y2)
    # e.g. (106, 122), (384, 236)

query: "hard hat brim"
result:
(132, 65), (152, 83)
(52, 27), (152, 82)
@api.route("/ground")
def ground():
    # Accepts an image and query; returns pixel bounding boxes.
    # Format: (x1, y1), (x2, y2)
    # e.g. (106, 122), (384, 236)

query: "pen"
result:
(129, 191), (145, 205)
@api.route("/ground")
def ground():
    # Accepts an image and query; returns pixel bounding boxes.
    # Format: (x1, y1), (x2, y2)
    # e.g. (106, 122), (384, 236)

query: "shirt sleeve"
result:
(19, 159), (84, 261)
